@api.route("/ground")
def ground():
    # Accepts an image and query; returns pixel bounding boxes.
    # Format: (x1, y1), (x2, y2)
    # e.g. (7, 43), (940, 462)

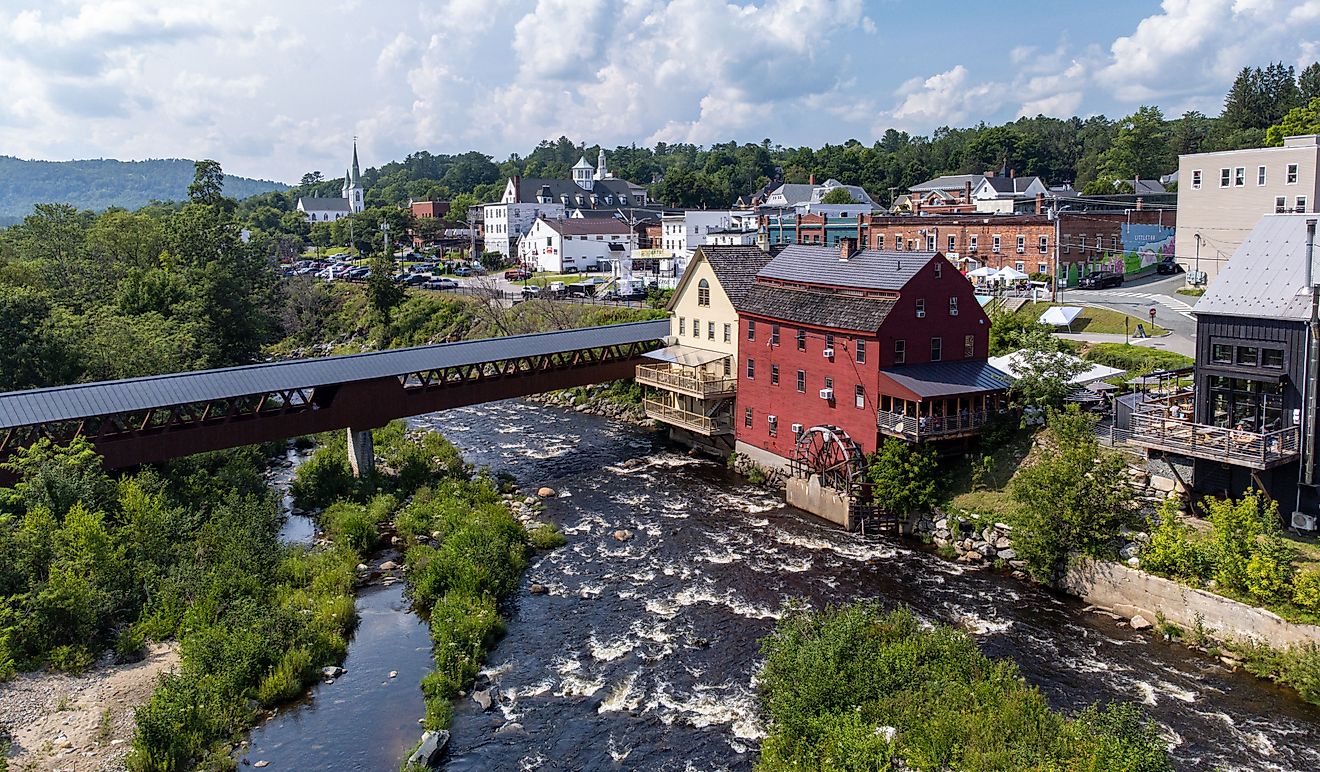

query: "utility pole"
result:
(380, 220), (394, 275)
(1194, 232), (1202, 285)
(1051, 202), (1061, 301)
(1298, 219), (1319, 520)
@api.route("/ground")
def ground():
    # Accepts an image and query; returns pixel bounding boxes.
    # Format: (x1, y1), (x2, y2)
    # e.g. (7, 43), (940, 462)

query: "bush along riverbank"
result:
(527, 379), (649, 425)
(757, 603), (1172, 771)
(289, 422), (564, 769)
(0, 439), (361, 771)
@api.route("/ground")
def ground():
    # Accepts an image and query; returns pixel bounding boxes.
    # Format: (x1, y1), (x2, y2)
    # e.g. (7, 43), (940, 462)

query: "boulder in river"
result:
(612, 529), (633, 542)
(529, 583), (549, 595)
(406, 730), (451, 768)
(472, 689), (493, 711)
(379, 561), (399, 571)
(1130, 614), (1153, 631)
(537, 487), (556, 498)
(322, 665), (345, 679)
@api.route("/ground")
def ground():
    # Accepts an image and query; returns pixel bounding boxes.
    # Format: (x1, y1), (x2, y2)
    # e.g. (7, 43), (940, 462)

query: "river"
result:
(252, 400), (1320, 771)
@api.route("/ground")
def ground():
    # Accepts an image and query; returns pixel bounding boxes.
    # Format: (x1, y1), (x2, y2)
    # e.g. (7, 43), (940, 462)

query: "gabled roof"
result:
(537, 217), (632, 236)
(738, 284), (897, 332)
(758, 244), (935, 291)
(1194, 213), (1320, 322)
(763, 183), (815, 206)
(909, 174), (985, 193)
(879, 361), (1011, 399)
(700, 245), (773, 306)
(297, 197), (351, 212)
(977, 175), (1042, 195)
(510, 177), (642, 208)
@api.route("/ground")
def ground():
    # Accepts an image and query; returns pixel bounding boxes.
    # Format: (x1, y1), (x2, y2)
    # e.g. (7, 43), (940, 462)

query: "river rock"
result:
(529, 583), (549, 595)
(253, 762), (270, 769)
(389, 670), (398, 679)
(322, 665), (345, 679)
(494, 722), (526, 735)
(537, 487), (556, 498)
(406, 729), (451, 768)
(1130, 614), (1153, 631)
(356, 563), (368, 572)
(379, 561), (399, 571)
(994, 535), (1013, 551)
(612, 529), (633, 542)
(1119, 543), (1140, 560)
(472, 689), (492, 711)
(996, 548), (1016, 561)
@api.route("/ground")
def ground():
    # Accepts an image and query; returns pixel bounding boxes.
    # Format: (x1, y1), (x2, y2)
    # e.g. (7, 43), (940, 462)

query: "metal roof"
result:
(758, 244), (935, 290)
(1194, 213), (1320, 322)
(0, 320), (668, 429)
(879, 360), (1011, 399)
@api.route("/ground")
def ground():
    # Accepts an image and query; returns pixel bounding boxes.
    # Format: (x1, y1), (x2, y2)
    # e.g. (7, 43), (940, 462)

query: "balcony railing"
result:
(1129, 412), (1299, 469)
(636, 363), (737, 399)
(643, 398), (732, 436)
(878, 409), (994, 440)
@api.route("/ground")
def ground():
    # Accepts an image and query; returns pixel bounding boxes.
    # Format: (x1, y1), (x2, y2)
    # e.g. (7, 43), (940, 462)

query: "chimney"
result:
(1135, 197), (1144, 211)
(809, 173), (816, 185)
(839, 237), (857, 261)
(914, 199), (922, 216)
(1010, 168), (1016, 179)
(1035, 192), (1044, 215)
(985, 170), (995, 178)
(964, 180), (972, 203)
(512, 175), (522, 203)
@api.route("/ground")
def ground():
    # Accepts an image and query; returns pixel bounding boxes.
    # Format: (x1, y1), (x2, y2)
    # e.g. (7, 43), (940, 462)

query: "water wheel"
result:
(789, 425), (864, 495)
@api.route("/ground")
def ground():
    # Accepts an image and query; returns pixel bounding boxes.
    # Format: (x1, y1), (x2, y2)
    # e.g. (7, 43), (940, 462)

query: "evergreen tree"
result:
(1301, 62), (1320, 102)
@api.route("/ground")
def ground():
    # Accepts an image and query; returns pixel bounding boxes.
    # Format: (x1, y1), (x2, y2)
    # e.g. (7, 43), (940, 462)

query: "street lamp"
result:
(1194, 232), (1202, 285)
(380, 221), (395, 276)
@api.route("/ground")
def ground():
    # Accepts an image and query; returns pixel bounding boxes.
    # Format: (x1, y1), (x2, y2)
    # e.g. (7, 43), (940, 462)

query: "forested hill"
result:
(0, 156), (287, 224)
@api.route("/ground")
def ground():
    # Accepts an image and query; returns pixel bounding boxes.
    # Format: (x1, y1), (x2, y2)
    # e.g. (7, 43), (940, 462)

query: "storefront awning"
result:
(643, 345), (728, 367)
(879, 360), (1012, 400)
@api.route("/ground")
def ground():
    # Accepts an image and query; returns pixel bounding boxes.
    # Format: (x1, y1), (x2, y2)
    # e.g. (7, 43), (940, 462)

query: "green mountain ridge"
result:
(0, 156), (288, 224)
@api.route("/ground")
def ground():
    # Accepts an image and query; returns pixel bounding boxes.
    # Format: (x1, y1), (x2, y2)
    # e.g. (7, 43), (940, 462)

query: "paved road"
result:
(1059, 273), (1199, 351)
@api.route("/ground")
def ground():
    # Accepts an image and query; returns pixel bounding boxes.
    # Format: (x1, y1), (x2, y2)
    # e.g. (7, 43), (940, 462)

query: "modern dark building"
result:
(1129, 213), (1320, 527)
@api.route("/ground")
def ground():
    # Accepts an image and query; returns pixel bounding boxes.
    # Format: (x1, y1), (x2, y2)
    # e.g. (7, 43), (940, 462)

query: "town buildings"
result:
(761, 177), (877, 216)
(515, 216), (633, 273)
(731, 240), (1008, 473)
(1174, 134), (1320, 281)
(481, 151), (650, 258)
(1129, 213), (1320, 523)
(637, 245), (772, 455)
(296, 141), (366, 223)
(898, 172), (1048, 215)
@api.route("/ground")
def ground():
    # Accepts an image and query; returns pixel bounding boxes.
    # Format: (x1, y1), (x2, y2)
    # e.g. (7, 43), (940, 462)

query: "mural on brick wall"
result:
(1091, 223), (1175, 277)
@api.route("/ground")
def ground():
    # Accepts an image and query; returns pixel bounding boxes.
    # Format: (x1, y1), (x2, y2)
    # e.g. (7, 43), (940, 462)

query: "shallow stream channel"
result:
(245, 401), (1320, 771)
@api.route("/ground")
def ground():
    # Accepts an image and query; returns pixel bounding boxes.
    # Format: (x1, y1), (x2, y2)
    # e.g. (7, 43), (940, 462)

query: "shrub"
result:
(756, 603), (1171, 771)
(1141, 498), (1209, 582)
(528, 523), (567, 551)
(866, 439), (939, 517)
(256, 647), (314, 706)
(1236, 641), (1320, 707)
(1294, 569), (1320, 610)
(1244, 532), (1296, 603)
(321, 501), (378, 553)
(1207, 489), (1279, 595)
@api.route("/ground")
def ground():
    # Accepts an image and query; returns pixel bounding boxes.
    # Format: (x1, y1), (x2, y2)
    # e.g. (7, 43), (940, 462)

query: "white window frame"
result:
(1257, 165), (1267, 186)
(1276, 196), (1288, 213)
(1220, 168), (1231, 187)
(992, 235), (1001, 253)
(1038, 235), (1048, 254)
(1298, 196), (1309, 212)
(1234, 167), (1246, 187)
(1288, 163), (1300, 184)
(1191, 169), (1202, 189)
(1016, 234), (1025, 254)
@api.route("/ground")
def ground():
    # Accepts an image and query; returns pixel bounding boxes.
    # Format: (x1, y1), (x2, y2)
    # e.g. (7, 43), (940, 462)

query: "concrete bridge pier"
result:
(347, 427), (375, 477)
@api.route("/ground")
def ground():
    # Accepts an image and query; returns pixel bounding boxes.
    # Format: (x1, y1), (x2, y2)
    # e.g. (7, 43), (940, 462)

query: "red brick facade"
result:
(865, 214), (1055, 275)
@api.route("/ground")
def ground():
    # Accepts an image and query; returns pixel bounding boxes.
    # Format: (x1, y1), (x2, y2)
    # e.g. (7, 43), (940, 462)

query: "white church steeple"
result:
(594, 149), (611, 180)
(572, 155), (594, 190)
(344, 139), (365, 213)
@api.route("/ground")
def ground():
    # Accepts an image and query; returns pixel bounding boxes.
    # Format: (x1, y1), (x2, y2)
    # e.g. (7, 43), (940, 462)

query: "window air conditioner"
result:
(916, 310), (926, 318)
(819, 388), (834, 401)
(822, 348), (835, 359)
(1292, 511), (1318, 531)
(768, 415), (777, 424)
(791, 423), (803, 433)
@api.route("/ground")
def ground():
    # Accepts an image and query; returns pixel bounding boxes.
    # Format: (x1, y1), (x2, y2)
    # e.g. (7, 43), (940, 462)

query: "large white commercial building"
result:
(516, 217), (634, 273)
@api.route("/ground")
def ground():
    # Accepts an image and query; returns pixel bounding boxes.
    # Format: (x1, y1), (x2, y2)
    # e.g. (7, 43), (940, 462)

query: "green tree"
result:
(819, 187), (857, 204)
(1006, 326), (1087, 408)
(1096, 106), (1174, 181)
(365, 255), (405, 325)
(1266, 97), (1320, 146)
(187, 160), (226, 207)
(866, 439), (939, 517)
(1301, 62), (1320, 103)
(1010, 407), (1133, 583)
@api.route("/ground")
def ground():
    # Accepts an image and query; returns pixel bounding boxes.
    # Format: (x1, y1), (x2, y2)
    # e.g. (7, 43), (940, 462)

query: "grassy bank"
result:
(757, 604), (1171, 771)
(0, 440), (361, 770)
(290, 423), (557, 754)
(1083, 343), (1194, 376)
(1018, 301), (1167, 336)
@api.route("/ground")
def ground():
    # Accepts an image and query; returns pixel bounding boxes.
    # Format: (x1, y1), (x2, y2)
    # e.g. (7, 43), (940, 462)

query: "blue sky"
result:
(1, 0), (1318, 183)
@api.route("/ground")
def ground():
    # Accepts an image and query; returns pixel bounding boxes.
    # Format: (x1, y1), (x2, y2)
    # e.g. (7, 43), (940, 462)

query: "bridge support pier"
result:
(347, 427), (375, 477)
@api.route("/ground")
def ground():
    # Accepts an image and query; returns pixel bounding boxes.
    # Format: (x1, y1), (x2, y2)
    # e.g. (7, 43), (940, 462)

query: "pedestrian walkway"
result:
(1051, 331), (1196, 358)
(1063, 289), (1194, 314)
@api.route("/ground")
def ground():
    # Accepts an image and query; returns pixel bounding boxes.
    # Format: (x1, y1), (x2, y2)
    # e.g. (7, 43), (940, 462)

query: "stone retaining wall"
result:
(1062, 559), (1320, 647)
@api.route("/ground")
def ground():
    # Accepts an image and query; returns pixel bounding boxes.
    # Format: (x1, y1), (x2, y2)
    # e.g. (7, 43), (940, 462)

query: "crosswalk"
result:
(1063, 289), (1195, 314)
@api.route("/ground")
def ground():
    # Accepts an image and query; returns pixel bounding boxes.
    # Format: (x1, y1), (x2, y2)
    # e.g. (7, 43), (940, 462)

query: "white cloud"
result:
(883, 66), (1005, 129)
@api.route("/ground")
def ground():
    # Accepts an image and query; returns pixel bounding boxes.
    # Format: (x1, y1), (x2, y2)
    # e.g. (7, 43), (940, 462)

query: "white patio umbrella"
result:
(968, 266), (998, 279)
(996, 266), (1029, 281)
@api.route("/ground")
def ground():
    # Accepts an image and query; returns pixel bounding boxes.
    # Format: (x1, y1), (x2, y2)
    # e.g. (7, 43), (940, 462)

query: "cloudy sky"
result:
(2, 0), (1319, 183)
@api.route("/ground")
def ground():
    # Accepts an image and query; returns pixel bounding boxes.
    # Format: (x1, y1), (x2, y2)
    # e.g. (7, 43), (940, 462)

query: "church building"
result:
(297, 141), (367, 223)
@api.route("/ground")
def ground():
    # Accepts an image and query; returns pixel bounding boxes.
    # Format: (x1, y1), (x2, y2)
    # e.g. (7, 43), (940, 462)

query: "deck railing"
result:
(877, 409), (994, 440)
(642, 398), (731, 435)
(1129, 412), (1299, 469)
(635, 363), (737, 399)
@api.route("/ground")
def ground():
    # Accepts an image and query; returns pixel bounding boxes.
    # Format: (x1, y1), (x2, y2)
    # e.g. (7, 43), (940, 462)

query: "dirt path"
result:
(0, 643), (180, 772)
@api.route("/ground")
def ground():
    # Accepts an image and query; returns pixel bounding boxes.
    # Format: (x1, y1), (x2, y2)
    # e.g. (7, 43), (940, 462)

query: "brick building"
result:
(865, 214), (1056, 276)
(732, 240), (1009, 470)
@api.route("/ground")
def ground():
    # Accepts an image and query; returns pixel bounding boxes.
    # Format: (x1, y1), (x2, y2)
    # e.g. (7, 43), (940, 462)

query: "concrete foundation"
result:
(733, 440), (792, 474)
(347, 427), (374, 477)
(786, 475), (853, 529)
(1062, 558), (1320, 647)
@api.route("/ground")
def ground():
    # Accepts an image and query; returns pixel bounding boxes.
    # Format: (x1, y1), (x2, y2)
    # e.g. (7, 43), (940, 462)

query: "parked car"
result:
(402, 273), (430, 286)
(454, 267), (473, 277)
(1079, 272), (1123, 289)
(504, 268), (531, 280)
(520, 285), (542, 297)
(421, 278), (458, 290)
(1156, 258), (1184, 275)
(547, 281), (566, 294)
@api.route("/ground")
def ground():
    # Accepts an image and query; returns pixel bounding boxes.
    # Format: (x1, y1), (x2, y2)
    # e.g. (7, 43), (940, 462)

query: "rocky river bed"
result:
(242, 399), (1320, 771)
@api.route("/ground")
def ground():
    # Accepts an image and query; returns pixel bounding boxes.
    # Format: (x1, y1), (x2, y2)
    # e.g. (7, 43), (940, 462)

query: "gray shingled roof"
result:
(297, 197), (351, 211)
(979, 176), (1042, 195)
(1194, 213), (1320, 322)
(880, 361), (1011, 398)
(909, 174), (985, 193)
(764, 183), (814, 205)
(758, 244), (935, 290)
(0, 320), (669, 429)
(518, 178), (642, 208)
(700, 245), (773, 306)
(541, 217), (632, 236)
(737, 284), (897, 332)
